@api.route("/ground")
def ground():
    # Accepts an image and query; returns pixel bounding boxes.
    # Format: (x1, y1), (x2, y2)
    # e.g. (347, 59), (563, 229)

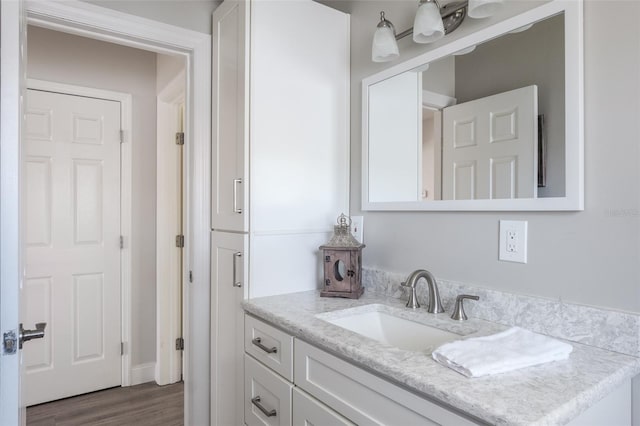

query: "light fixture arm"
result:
(372, 0), (503, 62)
(395, 0), (469, 41)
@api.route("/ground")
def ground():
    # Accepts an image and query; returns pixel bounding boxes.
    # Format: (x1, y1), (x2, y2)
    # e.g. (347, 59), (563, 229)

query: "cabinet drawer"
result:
(245, 354), (293, 426)
(245, 314), (294, 381)
(294, 340), (479, 426)
(292, 387), (355, 426)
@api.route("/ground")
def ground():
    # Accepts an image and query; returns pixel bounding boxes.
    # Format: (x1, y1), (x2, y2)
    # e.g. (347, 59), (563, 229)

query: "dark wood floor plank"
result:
(26, 382), (184, 426)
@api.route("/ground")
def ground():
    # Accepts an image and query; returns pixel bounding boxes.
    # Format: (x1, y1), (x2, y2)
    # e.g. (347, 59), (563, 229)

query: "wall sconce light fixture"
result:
(372, 0), (504, 63)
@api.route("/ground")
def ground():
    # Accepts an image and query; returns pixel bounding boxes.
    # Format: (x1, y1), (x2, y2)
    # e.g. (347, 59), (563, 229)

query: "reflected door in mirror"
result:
(442, 85), (538, 200)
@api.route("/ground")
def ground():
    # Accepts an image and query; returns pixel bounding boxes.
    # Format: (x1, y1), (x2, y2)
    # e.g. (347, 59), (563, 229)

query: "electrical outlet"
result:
(499, 220), (527, 263)
(351, 216), (364, 243)
(506, 230), (517, 253)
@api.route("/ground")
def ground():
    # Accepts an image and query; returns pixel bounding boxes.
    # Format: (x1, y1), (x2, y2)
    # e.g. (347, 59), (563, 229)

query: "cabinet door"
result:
(212, 0), (249, 232)
(211, 231), (247, 426)
(245, 354), (293, 426)
(294, 340), (480, 426)
(293, 387), (354, 426)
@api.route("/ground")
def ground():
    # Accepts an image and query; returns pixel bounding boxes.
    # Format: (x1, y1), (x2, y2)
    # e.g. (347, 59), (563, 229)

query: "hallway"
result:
(27, 382), (183, 426)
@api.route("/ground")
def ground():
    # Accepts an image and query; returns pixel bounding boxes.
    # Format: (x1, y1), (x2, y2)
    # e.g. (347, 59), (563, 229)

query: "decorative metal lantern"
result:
(320, 214), (365, 299)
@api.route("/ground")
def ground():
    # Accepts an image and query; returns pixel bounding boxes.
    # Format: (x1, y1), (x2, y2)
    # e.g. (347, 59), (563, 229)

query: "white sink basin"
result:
(323, 308), (462, 352)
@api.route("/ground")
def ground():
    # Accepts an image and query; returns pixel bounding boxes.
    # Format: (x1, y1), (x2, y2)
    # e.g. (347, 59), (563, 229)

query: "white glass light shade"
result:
(467, 0), (504, 19)
(372, 26), (399, 62)
(413, 1), (445, 44)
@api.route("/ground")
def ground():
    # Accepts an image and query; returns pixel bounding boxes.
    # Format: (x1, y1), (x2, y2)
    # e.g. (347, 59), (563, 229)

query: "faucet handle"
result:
(451, 294), (479, 321)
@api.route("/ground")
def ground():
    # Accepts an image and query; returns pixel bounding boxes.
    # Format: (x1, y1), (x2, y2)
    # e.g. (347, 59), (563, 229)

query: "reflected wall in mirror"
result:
(362, 0), (583, 211)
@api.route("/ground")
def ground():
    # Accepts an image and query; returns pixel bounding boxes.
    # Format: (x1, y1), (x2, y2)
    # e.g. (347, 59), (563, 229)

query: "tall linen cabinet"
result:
(211, 1), (350, 425)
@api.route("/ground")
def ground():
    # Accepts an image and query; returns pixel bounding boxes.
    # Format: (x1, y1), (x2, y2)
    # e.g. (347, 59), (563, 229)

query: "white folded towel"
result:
(432, 326), (573, 378)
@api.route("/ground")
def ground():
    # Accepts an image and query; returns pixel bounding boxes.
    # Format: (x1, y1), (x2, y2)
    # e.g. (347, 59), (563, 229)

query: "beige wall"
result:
(80, 0), (221, 34)
(27, 26), (159, 366)
(336, 0), (640, 313)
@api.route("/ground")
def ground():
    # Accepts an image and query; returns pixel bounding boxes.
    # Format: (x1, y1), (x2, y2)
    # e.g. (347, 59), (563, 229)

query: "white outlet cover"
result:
(499, 220), (527, 263)
(351, 216), (364, 243)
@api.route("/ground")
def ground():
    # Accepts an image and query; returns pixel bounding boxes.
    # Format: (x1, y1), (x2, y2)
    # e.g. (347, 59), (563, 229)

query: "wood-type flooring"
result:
(26, 382), (184, 426)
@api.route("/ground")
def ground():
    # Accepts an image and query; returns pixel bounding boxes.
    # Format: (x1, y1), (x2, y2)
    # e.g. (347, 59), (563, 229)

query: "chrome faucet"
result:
(401, 269), (444, 313)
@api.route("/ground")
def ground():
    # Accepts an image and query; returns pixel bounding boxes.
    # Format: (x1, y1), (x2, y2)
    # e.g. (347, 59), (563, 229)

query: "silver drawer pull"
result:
(252, 337), (277, 354)
(232, 252), (242, 288)
(251, 396), (276, 417)
(233, 178), (243, 214)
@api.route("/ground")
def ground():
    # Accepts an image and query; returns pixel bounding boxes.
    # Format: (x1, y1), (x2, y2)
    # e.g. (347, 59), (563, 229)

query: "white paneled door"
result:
(23, 89), (122, 406)
(442, 85), (538, 200)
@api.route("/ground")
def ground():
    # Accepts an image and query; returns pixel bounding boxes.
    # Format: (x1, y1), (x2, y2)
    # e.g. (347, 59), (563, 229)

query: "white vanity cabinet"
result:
(244, 314), (480, 426)
(244, 315), (354, 426)
(211, 0), (349, 424)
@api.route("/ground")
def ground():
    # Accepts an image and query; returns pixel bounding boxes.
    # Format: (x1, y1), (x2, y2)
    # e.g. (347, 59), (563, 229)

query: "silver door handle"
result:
(19, 322), (46, 349)
(232, 251), (242, 287)
(251, 337), (277, 354)
(251, 396), (276, 417)
(233, 178), (242, 214)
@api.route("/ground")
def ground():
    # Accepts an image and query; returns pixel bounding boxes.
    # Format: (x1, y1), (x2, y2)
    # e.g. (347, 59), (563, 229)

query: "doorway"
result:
(22, 24), (187, 409)
(1, 2), (211, 423)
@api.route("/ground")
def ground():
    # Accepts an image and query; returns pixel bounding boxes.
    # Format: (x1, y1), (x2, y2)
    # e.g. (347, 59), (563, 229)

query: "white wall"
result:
(27, 25), (159, 366)
(422, 56), (455, 98)
(337, 0), (640, 314)
(80, 0), (221, 34)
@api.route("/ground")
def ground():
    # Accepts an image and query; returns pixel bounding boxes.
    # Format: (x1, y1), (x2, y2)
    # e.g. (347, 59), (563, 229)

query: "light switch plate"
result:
(499, 220), (527, 263)
(351, 216), (364, 243)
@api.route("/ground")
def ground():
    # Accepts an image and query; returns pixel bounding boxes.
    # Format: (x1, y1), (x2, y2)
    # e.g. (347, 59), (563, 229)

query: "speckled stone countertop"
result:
(242, 290), (640, 426)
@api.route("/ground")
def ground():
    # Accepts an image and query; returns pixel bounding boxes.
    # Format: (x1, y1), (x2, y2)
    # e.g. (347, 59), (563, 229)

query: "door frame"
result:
(26, 78), (134, 387)
(156, 70), (186, 385)
(0, 0), (24, 424)
(11, 1), (211, 424)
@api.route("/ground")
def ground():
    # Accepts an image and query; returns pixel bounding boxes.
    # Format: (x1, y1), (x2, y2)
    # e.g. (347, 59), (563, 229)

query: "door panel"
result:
(23, 89), (122, 406)
(443, 85), (538, 200)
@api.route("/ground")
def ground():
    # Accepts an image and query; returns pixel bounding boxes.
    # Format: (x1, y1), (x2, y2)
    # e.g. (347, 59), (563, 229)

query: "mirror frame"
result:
(361, 0), (583, 211)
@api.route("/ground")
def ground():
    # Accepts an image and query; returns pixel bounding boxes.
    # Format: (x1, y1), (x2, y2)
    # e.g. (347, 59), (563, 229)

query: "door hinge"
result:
(120, 130), (125, 144)
(120, 235), (124, 249)
(175, 337), (184, 351)
(176, 235), (185, 248)
(175, 132), (185, 146)
(189, 270), (193, 283)
(121, 342), (125, 355)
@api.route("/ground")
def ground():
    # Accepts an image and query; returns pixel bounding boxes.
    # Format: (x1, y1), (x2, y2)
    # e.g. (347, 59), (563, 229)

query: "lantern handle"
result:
(337, 213), (352, 228)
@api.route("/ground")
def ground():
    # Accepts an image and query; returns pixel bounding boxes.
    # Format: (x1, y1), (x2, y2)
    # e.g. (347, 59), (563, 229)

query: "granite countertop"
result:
(242, 290), (640, 426)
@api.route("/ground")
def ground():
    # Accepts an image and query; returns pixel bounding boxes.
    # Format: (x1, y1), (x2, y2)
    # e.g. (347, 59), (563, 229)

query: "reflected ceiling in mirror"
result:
(362, 0), (583, 211)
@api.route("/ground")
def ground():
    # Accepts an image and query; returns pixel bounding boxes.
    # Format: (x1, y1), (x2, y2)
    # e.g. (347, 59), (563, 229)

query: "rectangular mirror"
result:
(362, 1), (583, 211)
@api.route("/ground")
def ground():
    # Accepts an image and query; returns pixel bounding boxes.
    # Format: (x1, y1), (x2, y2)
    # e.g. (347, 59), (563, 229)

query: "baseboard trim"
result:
(130, 362), (156, 386)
